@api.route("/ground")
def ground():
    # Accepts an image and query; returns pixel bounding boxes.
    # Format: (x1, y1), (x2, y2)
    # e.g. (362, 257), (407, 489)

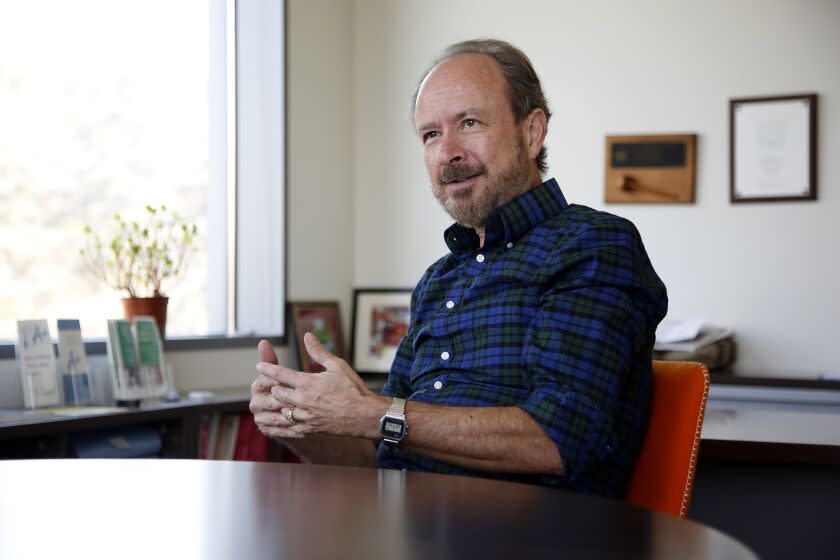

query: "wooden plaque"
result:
(604, 134), (696, 204)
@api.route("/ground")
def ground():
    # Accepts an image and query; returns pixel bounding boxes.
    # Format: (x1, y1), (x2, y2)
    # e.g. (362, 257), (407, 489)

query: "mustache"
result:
(439, 163), (487, 184)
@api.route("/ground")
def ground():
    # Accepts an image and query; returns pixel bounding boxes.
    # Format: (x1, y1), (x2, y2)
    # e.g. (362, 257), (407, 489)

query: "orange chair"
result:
(624, 360), (710, 518)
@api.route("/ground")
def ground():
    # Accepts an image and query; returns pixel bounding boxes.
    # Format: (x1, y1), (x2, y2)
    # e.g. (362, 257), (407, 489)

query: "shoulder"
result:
(522, 204), (645, 264)
(534, 205), (663, 290)
(551, 204), (641, 241)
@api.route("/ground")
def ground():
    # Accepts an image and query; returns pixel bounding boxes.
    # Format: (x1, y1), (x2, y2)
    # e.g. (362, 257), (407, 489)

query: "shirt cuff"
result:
(518, 387), (615, 481)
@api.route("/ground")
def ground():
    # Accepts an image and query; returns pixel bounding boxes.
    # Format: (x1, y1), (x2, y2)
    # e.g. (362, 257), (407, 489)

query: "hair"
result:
(411, 38), (552, 174)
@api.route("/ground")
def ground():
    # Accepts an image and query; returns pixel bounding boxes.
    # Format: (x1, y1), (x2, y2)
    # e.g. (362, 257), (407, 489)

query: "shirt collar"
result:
(443, 178), (568, 253)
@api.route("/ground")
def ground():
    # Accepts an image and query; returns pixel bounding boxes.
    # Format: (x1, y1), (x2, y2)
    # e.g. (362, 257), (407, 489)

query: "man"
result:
(251, 39), (667, 498)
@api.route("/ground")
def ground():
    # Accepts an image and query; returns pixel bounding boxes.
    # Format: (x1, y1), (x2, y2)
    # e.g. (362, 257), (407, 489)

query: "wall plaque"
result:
(604, 134), (696, 204)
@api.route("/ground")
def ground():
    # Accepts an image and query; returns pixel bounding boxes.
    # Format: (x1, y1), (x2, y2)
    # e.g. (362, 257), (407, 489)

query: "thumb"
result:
(303, 332), (338, 368)
(257, 339), (279, 365)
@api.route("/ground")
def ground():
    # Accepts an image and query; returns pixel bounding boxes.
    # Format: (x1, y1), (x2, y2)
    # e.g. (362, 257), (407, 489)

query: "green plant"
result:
(81, 205), (198, 298)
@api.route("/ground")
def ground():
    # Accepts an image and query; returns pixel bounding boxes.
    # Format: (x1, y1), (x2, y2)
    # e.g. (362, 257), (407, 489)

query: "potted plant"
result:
(81, 205), (197, 337)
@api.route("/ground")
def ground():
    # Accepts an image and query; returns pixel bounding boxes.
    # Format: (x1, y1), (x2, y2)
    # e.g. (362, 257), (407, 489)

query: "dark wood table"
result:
(0, 459), (756, 559)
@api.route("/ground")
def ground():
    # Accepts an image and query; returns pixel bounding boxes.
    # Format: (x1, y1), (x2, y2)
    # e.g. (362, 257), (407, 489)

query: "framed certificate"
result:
(730, 93), (817, 203)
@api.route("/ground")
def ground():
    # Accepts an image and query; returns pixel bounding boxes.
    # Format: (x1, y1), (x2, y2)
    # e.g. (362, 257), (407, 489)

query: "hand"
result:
(256, 333), (382, 439)
(250, 339), (303, 439)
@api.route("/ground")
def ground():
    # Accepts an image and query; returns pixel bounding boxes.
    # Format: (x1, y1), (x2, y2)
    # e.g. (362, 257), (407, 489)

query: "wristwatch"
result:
(380, 397), (408, 448)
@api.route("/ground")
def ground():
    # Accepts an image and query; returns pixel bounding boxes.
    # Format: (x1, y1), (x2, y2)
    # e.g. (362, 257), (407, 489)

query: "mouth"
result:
(443, 172), (483, 188)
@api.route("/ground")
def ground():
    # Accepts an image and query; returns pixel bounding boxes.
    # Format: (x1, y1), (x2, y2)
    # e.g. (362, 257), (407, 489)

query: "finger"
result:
(257, 361), (304, 388)
(254, 411), (292, 430)
(254, 412), (310, 439)
(304, 332), (340, 370)
(259, 426), (304, 439)
(250, 392), (282, 415)
(251, 374), (278, 394)
(270, 386), (303, 408)
(258, 339), (279, 365)
(285, 406), (311, 424)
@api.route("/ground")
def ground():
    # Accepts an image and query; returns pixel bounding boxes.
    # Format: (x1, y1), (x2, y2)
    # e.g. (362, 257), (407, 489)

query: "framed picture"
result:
(730, 93), (817, 203)
(351, 288), (412, 375)
(290, 301), (345, 373)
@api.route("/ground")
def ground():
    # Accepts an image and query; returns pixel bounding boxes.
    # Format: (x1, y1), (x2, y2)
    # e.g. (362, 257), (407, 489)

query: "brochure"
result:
(133, 317), (167, 399)
(57, 319), (93, 405)
(106, 319), (145, 401)
(16, 319), (60, 408)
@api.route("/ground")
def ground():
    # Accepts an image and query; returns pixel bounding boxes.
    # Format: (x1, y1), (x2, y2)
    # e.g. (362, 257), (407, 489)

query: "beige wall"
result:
(351, 0), (840, 377)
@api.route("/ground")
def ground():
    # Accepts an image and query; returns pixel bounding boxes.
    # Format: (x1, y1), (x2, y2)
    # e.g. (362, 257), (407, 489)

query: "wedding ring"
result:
(287, 407), (296, 424)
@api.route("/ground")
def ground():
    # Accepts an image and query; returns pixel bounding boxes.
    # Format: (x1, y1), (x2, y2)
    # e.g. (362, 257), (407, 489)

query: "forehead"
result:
(414, 53), (510, 125)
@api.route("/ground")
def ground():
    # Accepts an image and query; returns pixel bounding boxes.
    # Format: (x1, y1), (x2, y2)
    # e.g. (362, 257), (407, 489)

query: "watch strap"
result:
(387, 397), (406, 418)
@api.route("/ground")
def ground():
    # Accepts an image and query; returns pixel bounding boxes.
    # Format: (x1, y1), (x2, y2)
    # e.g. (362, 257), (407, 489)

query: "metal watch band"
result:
(387, 397), (406, 417)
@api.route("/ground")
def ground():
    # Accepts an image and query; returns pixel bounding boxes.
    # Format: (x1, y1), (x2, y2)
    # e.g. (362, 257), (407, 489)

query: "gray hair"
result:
(411, 38), (552, 174)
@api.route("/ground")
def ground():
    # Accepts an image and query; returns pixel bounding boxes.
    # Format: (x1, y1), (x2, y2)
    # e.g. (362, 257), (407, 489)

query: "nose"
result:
(436, 133), (465, 165)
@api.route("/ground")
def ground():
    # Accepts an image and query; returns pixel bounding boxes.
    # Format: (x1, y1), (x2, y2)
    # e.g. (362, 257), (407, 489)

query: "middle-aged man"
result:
(251, 39), (667, 498)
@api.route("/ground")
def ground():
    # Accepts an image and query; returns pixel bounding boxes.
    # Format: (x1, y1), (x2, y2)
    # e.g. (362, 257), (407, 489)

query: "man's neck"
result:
(475, 172), (544, 249)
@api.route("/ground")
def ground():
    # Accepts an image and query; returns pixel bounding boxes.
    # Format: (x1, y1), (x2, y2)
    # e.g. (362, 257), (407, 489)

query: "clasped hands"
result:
(250, 332), (381, 440)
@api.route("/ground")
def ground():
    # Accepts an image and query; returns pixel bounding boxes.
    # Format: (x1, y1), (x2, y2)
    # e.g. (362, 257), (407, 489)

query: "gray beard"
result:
(433, 144), (532, 229)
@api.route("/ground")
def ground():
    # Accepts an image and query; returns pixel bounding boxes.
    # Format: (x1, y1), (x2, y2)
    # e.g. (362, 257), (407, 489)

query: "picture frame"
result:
(351, 288), (412, 375)
(289, 301), (345, 373)
(730, 93), (817, 203)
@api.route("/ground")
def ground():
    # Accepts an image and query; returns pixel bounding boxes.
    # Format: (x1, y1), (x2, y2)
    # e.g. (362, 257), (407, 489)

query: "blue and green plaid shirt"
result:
(378, 178), (667, 498)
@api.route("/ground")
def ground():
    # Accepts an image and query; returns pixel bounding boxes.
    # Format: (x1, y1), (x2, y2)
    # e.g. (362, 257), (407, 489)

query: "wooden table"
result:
(0, 459), (756, 560)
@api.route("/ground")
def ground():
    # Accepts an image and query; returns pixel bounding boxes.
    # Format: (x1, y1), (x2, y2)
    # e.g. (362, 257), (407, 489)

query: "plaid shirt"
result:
(378, 178), (667, 498)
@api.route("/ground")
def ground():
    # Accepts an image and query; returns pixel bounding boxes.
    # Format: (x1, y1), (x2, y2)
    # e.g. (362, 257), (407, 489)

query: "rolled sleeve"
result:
(519, 223), (655, 481)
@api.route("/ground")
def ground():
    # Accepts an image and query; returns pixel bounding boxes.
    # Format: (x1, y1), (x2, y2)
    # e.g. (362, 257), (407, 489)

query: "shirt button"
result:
(433, 380), (443, 390)
(506, 242), (514, 249)
(476, 254), (485, 263)
(445, 300), (455, 309)
(440, 351), (450, 361)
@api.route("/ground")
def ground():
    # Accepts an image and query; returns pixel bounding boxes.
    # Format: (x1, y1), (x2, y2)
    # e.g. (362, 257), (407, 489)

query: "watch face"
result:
(380, 417), (405, 439)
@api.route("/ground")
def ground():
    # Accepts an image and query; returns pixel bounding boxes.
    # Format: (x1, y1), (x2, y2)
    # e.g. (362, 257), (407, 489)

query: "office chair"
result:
(624, 360), (710, 518)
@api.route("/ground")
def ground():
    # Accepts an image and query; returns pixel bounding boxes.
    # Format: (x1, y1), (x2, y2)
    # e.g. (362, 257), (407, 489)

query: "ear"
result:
(522, 108), (547, 162)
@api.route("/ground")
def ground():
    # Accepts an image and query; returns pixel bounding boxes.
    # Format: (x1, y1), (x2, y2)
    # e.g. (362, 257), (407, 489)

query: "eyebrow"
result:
(416, 107), (482, 134)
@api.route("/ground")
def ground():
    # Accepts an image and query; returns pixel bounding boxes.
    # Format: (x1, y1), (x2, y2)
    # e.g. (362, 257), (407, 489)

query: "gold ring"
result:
(287, 407), (296, 423)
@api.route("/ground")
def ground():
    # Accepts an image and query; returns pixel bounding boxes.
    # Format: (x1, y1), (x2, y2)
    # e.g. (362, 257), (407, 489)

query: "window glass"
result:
(0, 1), (209, 339)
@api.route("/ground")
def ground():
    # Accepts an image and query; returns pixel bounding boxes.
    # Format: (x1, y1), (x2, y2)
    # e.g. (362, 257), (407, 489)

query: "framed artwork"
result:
(351, 288), (412, 375)
(290, 301), (345, 373)
(730, 93), (817, 203)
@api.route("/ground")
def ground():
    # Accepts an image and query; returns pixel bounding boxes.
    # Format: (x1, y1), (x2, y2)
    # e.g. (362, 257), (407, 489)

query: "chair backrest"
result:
(624, 360), (710, 518)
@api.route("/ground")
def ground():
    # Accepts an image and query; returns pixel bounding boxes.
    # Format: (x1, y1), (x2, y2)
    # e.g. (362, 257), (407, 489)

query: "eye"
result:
(463, 118), (478, 128)
(422, 131), (439, 143)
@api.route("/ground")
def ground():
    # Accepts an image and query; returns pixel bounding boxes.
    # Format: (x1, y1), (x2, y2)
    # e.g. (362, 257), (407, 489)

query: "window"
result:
(0, 0), (285, 345)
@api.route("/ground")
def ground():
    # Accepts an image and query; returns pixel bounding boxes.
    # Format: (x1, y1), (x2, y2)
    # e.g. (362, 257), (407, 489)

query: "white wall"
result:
(351, 0), (840, 377)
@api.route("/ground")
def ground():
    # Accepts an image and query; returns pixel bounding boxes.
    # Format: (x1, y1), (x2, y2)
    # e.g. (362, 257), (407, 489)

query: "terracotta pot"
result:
(122, 297), (169, 338)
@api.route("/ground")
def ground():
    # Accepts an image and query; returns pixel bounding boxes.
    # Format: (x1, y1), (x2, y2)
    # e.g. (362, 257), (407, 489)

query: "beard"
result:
(431, 139), (532, 229)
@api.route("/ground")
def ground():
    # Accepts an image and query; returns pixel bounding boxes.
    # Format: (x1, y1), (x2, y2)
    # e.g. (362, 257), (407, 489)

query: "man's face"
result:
(414, 54), (535, 229)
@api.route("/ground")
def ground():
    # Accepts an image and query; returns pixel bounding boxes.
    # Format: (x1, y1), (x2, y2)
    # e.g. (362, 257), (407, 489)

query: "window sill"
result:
(0, 334), (287, 360)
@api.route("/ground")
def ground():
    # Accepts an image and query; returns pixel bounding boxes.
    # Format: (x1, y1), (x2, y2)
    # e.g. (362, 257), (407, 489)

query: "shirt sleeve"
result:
(518, 219), (666, 481)
(381, 334), (413, 398)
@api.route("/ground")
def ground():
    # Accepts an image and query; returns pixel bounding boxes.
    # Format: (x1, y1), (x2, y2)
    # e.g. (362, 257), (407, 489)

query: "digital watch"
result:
(379, 397), (408, 448)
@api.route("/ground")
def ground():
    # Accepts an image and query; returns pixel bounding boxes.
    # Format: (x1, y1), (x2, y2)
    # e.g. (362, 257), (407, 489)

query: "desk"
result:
(0, 460), (756, 560)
